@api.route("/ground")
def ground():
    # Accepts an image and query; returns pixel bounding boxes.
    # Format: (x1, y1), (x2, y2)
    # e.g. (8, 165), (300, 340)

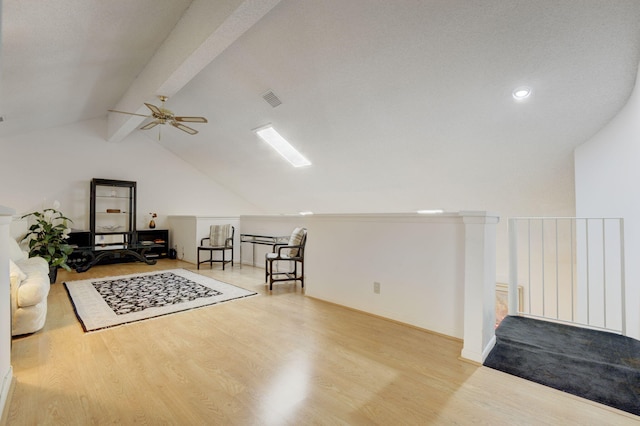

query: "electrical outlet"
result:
(373, 281), (381, 294)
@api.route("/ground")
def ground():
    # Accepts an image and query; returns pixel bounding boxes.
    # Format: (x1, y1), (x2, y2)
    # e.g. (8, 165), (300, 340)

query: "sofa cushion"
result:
(16, 255), (49, 275)
(12, 299), (47, 336)
(15, 257), (50, 308)
(10, 259), (26, 287)
(10, 259), (26, 312)
(8, 236), (27, 262)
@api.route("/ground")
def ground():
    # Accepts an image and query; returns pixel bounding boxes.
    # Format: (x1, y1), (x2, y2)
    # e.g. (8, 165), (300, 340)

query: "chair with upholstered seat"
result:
(265, 227), (307, 290)
(197, 224), (234, 270)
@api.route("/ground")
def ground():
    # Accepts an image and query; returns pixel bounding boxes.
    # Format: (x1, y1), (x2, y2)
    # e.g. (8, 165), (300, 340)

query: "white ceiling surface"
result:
(3, 1), (640, 215)
(1, 0), (193, 135)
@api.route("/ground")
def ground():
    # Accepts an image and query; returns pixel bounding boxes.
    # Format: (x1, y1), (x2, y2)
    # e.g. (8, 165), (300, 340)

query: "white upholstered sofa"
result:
(7, 236), (50, 336)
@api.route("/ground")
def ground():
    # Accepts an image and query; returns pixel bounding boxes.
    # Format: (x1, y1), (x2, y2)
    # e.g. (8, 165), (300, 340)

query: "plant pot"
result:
(48, 266), (58, 284)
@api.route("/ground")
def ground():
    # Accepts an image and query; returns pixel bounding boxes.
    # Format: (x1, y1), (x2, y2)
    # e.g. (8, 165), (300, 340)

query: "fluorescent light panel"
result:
(417, 209), (444, 214)
(255, 125), (311, 167)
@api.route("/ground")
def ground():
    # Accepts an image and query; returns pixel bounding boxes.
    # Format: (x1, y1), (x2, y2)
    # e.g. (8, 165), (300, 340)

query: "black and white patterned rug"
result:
(64, 269), (257, 332)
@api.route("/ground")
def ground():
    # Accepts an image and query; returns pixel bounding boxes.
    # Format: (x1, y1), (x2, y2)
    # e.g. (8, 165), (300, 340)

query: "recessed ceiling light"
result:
(512, 86), (532, 101)
(254, 125), (311, 167)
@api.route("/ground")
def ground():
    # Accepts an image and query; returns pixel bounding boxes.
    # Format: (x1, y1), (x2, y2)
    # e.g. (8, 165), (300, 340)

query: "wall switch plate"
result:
(373, 281), (381, 294)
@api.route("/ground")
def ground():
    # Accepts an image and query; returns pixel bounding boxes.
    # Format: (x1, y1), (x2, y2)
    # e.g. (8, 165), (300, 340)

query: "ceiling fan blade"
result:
(174, 116), (208, 123)
(144, 103), (162, 116)
(140, 121), (161, 130)
(108, 109), (150, 118)
(171, 121), (198, 135)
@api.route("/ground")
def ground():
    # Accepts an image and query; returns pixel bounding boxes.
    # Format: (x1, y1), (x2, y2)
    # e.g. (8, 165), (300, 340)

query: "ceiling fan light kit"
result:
(108, 95), (207, 135)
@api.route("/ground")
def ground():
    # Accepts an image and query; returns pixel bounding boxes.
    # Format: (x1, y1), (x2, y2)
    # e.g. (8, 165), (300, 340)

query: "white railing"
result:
(508, 217), (626, 335)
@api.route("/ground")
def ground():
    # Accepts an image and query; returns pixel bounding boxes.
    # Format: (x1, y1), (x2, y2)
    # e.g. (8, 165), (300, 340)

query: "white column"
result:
(0, 206), (15, 419)
(461, 212), (500, 363)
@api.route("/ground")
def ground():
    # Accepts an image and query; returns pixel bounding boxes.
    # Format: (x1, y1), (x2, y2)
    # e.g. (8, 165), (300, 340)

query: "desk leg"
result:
(252, 244), (256, 267)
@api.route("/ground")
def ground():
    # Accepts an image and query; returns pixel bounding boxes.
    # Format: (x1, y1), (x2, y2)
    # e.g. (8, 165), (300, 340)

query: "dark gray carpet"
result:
(484, 316), (640, 416)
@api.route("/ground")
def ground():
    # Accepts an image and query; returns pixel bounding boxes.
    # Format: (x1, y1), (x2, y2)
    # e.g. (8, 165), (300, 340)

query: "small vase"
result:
(48, 266), (58, 284)
(149, 219), (156, 229)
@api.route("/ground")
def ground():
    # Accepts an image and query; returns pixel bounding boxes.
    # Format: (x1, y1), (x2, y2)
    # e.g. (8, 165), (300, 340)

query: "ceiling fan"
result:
(108, 95), (208, 135)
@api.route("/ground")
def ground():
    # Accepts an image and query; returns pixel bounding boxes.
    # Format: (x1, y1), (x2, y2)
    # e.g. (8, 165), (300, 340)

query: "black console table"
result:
(67, 230), (169, 272)
(72, 243), (162, 272)
(136, 229), (169, 260)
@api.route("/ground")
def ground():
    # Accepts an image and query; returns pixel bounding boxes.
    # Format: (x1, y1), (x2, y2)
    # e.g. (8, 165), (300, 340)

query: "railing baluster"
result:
(619, 219), (626, 336)
(507, 216), (624, 335)
(602, 218), (607, 330)
(541, 219), (545, 318)
(570, 219), (575, 322)
(508, 218), (518, 315)
(528, 219), (532, 315)
(585, 219), (590, 326)
(555, 219), (559, 320)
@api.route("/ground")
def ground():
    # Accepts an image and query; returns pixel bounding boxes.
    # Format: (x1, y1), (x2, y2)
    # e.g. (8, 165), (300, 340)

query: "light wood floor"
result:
(4, 260), (638, 425)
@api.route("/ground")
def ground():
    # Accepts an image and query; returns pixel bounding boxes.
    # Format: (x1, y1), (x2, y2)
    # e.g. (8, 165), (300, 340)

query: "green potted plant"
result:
(21, 201), (74, 283)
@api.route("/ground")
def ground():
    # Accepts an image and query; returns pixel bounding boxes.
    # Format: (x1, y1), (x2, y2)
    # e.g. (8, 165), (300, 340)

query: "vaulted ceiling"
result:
(3, 0), (640, 215)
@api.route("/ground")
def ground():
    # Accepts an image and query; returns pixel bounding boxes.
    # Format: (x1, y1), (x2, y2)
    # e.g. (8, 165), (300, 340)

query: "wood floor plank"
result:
(4, 260), (639, 425)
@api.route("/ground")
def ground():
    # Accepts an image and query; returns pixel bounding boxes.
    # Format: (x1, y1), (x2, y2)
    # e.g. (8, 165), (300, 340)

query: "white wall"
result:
(168, 216), (241, 264)
(0, 118), (261, 232)
(305, 213), (465, 338)
(240, 212), (498, 362)
(574, 67), (640, 339)
(0, 116), (575, 295)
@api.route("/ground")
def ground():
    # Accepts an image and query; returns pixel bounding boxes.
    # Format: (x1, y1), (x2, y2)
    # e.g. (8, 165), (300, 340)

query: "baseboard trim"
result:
(305, 295), (463, 343)
(460, 334), (496, 364)
(482, 334), (497, 361)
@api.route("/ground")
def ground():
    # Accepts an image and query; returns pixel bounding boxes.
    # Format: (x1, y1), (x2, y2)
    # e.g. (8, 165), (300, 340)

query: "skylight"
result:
(255, 125), (311, 167)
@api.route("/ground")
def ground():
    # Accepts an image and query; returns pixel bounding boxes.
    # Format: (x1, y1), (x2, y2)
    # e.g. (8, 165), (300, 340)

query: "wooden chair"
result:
(265, 227), (307, 290)
(197, 225), (234, 270)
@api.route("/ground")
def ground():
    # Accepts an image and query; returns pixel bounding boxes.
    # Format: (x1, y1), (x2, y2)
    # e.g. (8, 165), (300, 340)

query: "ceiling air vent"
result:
(262, 90), (282, 108)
